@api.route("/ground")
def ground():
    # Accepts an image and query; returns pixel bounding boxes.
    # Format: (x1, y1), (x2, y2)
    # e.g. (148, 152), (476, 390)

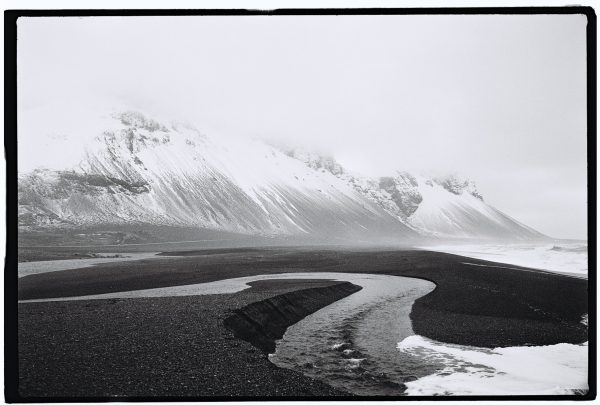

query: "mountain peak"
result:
(88, 110), (212, 160)
(115, 111), (170, 133)
(431, 174), (483, 201)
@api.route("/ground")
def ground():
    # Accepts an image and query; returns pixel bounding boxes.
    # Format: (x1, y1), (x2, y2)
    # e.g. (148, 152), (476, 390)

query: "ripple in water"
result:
(269, 275), (437, 396)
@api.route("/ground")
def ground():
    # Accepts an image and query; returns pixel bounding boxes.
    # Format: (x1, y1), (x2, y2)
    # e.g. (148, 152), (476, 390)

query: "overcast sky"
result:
(17, 14), (588, 239)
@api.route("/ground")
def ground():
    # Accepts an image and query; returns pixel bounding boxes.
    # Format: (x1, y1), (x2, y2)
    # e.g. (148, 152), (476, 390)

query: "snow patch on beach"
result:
(397, 335), (588, 395)
(423, 242), (587, 277)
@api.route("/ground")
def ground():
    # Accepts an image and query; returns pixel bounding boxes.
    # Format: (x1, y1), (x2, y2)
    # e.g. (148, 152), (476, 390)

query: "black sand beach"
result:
(16, 248), (588, 398)
(18, 279), (353, 398)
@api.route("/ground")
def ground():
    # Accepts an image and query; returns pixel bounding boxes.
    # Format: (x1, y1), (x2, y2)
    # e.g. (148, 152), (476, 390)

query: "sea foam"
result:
(423, 242), (588, 277)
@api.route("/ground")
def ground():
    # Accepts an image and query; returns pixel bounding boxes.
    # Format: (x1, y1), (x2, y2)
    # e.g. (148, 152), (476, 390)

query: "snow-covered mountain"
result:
(18, 111), (415, 241)
(283, 150), (545, 240)
(18, 110), (545, 242)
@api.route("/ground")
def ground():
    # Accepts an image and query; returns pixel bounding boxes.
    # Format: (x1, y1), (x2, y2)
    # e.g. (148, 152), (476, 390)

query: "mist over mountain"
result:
(283, 149), (544, 240)
(18, 111), (545, 244)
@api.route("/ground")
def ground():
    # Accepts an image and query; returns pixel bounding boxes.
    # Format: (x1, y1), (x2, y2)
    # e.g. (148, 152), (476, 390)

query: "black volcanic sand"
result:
(17, 248), (589, 398)
(18, 279), (352, 398)
(157, 248), (265, 256)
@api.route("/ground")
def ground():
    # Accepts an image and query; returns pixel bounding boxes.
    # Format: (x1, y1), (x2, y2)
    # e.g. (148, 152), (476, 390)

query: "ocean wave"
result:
(423, 243), (588, 276)
(549, 245), (588, 253)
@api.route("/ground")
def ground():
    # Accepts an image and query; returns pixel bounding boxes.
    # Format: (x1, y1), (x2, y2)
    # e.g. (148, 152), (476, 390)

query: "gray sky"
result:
(17, 14), (588, 239)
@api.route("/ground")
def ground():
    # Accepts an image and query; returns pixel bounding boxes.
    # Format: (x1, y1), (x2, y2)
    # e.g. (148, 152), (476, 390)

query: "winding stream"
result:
(20, 271), (436, 395)
(19, 269), (587, 396)
(268, 275), (437, 396)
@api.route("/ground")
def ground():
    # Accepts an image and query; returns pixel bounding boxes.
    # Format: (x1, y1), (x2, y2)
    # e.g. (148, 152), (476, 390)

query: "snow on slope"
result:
(408, 177), (544, 239)
(19, 110), (545, 241)
(284, 149), (544, 240)
(18, 111), (415, 239)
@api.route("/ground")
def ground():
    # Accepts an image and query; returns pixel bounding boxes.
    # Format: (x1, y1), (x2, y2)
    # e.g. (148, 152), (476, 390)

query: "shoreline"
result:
(18, 248), (587, 346)
(16, 247), (589, 397)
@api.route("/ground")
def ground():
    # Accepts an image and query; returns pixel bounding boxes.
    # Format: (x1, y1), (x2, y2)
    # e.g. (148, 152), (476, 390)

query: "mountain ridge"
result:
(282, 148), (544, 240)
(18, 110), (546, 242)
